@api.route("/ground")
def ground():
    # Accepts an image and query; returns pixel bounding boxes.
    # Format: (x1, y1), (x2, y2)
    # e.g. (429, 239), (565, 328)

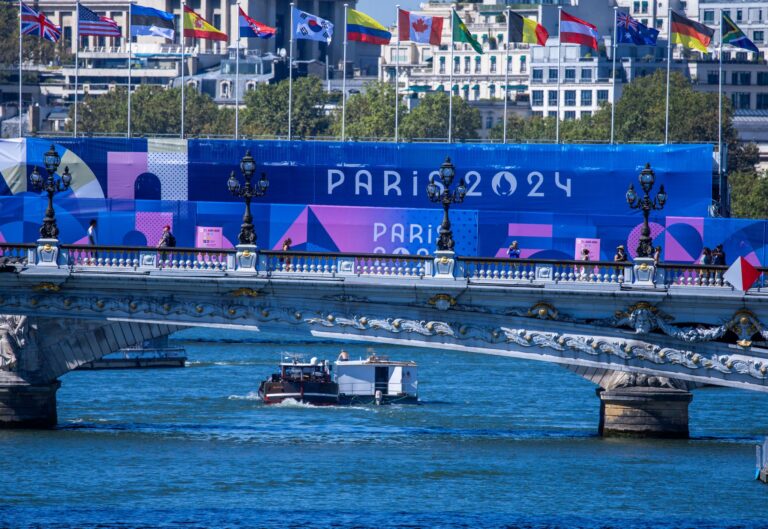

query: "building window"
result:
(520, 55), (526, 73)
(548, 90), (558, 105)
(581, 111), (592, 118)
(486, 114), (494, 129)
(532, 90), (544, 106)
(548, 68), (558, 82)
(754, 31), (765, 44)
(548, 111), (557, 118)
(723, 10), (730, 20)
(221, 82), (230, 99)
(564, 90), (576, 106)
(597, 89), (609, 103)
(757, 94), (768, 109)
(454, 57), (460, 73)
(564, 111), (576, 120)
(464, 56), (470, 73)
(732, 72), (751, 85)
(439, 56), (445, 74)
(757, 72), (768, 85)
(580, 68), (592, 82)
(732, 92), (751, 109)
(703, 10), (714, 24)
(475, 56), (481, 73)
(532, 68), (543, 82)
(581, 90), (592, 106)
(655, 19), (663, 29)
(737, 10), (743, 22)
(641, 1), (648, 13)
(490, 56), (497, 73)
(565, 68), (576, 82)
(633, 1), (640, 13)
(532, 111), (543, 117)
(490, 85), (496, 99)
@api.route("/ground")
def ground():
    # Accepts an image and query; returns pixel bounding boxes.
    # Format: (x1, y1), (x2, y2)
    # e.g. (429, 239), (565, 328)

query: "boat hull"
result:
(259, 380), (339, 405)
(339, 394), (419, 406)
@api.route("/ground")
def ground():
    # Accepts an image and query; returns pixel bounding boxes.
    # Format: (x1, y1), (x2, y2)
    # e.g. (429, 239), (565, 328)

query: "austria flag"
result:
(398, 9), (443, 45)
(723, 256), (761, 292)
(560, 10), (599, 50)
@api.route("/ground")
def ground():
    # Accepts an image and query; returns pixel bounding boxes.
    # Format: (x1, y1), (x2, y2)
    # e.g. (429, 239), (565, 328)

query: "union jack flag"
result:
(617, 12), (638, 31)
(21, 2), (62, 42)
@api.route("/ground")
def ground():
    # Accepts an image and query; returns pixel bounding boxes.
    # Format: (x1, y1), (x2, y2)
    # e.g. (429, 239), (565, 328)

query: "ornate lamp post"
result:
(626, 162), (667, 258)
(227, 150), (269, 245)
(29, 144), (72, 240)
(427, 156), (467, 252)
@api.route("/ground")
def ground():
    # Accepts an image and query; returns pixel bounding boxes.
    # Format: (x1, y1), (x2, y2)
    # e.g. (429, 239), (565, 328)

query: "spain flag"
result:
(670, 11), (713, 52)
(183, 5), (227, 41)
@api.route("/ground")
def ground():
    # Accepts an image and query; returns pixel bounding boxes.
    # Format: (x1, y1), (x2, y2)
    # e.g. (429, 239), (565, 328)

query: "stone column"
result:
(598, 386), (693, 438)
(0, 381), (60, 428)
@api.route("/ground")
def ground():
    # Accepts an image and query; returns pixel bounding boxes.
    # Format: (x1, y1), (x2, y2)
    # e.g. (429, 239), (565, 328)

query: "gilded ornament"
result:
(128, 302), (137, 311)
(326, 314), (335, 322)
(393, 320), (401, 329)
(591, 341), (599, 350)
(195, 305), (204, 313)
(228, 308), (236, 315)
(459, 326), (468, 335)
(63, 298), (71, 307)
(43, 244), (52, 252)
(557, 336), (566, 346)
(33, 282), (60, 293)
(428, 294), (456, 311)
(492, 330), (500, 339)
(528, 302), (558, 320)
(95, 300), (104, 309)
(691, 354), (700, 364)
(737, 339), (753, 348)
(761, 366), (767, 375)
(294, 312), (302, 320)
(638, 263), (649, 271)
(426, 322), (434, 331)
(261, 309), (270, 317)
(726, 360), (734, 369)
(439, 256), (449, 265)
(163, 303), (171, 312)
(658, 351), (666, 358)
(230, 288), (259, 298)
(242, 250), (252, 258)
(359, 317), (368, 326)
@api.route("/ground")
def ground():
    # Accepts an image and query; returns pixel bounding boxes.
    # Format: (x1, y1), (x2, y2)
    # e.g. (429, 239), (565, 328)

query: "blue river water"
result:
(2, 328), (768, 528)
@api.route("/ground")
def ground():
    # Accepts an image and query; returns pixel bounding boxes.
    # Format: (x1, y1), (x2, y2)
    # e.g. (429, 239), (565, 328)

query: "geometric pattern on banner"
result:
(0, 138), (25, 194)
(627, 221), (665, 260)
(271, 207), (308, 250)
(107, 152), (148, 199)
(136, 211), (174, 247)
(147, 138), (188, 201)
(664, 216), (704, 262)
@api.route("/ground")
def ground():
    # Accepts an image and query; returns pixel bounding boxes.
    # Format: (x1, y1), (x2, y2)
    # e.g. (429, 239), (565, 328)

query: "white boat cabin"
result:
(335, 354), (418, 398)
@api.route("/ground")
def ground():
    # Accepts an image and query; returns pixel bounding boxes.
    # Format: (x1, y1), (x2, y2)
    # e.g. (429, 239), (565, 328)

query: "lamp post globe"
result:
(427, 156), (467, 253)
(228, 150), (268, 245)
(28, 145), (72, 240)
(626, 162), (666, 258)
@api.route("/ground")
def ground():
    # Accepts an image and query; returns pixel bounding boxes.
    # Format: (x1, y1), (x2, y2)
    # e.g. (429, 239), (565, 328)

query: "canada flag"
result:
(398, 9), (443, 45)
(723, 256), (762, 292)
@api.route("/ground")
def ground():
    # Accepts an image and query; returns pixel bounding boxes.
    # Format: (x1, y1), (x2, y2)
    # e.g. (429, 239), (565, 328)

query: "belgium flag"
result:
(508, 11), (548, 46)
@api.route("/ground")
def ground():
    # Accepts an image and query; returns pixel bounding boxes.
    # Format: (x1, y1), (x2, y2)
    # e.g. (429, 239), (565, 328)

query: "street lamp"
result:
(626, 162), (666, 258)
(29, 144), (72, 240)
(427, 156), (467, 252)
(227, 150), (269, 245)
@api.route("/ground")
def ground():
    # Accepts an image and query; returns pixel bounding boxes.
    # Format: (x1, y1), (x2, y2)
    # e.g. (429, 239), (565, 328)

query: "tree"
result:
(729, 170), (768, 219)
(72, 86), (233, 136)
(241, 77), (330, 138)
(400, 92), (480, 141)
(330, 81), (407, 140)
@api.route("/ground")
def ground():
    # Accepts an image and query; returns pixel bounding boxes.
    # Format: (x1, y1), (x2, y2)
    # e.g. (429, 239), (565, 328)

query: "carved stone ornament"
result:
(229, 288), (260, 298)
(428, 294), (456, 311)
(0, 315), (27, 371)
(528, 302), (558, 320)
(32, 282), (61, 293)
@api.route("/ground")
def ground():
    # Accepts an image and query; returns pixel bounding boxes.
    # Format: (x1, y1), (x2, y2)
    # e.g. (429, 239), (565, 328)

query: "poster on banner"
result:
(196, 226), (223, 248)
(575, 238), (600, 261)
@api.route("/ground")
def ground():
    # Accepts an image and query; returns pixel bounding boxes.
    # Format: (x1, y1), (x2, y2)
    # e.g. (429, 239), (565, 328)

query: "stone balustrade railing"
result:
(1, 240), (765, 290)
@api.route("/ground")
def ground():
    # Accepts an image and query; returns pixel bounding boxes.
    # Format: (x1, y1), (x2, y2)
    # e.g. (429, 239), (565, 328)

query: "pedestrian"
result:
(653, 246), (662, 265)
(87, 219), (97, 246)
(157, 225), (176, 248)
(713, 244), (726, 266)
(614, 245), (627, 262)
(507, 240), (521, 259)
(699, 247), (712, 265)
(282, 238), (292, 251)
(581, 247), (590, 261)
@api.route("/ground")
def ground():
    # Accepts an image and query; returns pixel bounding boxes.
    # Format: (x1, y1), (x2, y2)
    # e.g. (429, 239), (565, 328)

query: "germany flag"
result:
(670, 11), (713, 52)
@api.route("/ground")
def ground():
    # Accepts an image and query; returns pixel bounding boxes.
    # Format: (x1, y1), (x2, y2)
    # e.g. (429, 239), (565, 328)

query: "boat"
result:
(257, 351), (418, 406)
(257, 354), (338, 405)
(336, 351), (418, 405)
(77, 336), (186, 370)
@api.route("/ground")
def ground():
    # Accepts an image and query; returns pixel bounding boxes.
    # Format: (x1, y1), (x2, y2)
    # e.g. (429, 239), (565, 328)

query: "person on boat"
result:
(337, 350), (349, 361)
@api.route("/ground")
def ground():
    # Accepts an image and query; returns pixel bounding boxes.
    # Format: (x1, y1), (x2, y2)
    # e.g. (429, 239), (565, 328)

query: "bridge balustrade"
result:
(0, 243), (35, 265)
(63, 245), (232, 271)
(660, 263), (729, 287)
(458, 257), (631, 285)
(258, 251), (431, 278)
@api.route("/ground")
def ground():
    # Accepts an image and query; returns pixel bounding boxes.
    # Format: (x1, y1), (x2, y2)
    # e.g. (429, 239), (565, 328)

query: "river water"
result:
(2, 329), (768, 528)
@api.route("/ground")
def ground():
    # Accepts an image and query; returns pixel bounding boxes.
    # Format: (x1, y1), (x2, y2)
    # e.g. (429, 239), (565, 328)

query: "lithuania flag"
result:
(183, 5), (228, 41)
(670, 11), (713, 52)
(453, 10), (483, 54)
(508, 11), (548, 46)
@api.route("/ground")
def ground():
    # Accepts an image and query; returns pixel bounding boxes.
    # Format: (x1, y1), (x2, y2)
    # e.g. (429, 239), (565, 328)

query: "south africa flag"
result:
(722, 13), (759, 54)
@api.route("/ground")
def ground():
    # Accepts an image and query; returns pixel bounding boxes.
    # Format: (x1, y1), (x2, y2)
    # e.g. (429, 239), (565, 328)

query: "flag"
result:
(560, 10), (599, 50)
(292, 7), (334, 44)
(347, 9), (391, 46)
(78, 4), (121, 37)
(724, 256), (761, 292)
(508, 11), (548, 46)
(452, 10), (482, 54)
(398, 9), (443, 45)
(616, 12), (658, 46)
(131, 5), (175, 40)
(722, 13), (759, 54)
(239, 7), (275, 39)
(20, 2), (61, 42)
(184, 5), (228, 42)
(670, 11), (713, 52)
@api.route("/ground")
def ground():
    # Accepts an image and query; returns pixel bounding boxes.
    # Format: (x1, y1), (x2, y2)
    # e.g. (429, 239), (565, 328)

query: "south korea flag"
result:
(292, 7), (334, 44)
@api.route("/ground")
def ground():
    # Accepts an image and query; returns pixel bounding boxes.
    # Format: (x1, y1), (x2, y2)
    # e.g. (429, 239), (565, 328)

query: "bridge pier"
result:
(597, 387), (693, 439)
(0, 380), (60, 428)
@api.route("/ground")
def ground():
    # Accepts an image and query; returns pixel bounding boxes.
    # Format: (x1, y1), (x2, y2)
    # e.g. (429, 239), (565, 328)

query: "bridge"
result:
(1, 239), (768, 438)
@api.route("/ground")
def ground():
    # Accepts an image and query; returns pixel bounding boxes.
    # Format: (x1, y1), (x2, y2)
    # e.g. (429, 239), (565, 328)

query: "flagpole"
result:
(610, 6), (617, 144)
(448, 6), (454, 143)
(341, 3), (348, 141)
(128, 1), (133, 138)
(395, 4), (400, 143)
(664, 8), (671, 144)
(235, 1), (240, 140)
(718, 13), (724, 213)
(74, 0), (80, 137)
(502, 8), (510, 143)
(181, 0), (186, 139)
(556, 6), (561, 144)
(18, 0), (22, 138)
(288, 2), (294, 141)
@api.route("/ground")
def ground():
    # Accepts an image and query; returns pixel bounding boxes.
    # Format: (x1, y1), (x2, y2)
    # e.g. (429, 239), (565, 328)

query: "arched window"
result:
(221, 81), (230, 99)
(489, 85), (496, 99)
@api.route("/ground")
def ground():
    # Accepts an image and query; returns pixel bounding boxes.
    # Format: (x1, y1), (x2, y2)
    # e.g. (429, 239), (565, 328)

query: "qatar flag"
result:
(723, 256), (761, 292)
(398, 9), (443, 45)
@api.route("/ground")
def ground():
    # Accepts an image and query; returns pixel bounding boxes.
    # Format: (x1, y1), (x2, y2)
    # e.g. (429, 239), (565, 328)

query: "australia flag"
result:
(616, 12), (659, 46)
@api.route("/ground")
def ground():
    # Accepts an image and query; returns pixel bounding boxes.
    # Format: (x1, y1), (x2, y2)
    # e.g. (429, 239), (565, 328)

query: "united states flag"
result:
(79, 4), (121, 37)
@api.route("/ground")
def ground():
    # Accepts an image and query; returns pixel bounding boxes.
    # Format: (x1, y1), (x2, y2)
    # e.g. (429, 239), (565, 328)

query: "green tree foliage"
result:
(400, 93), (480, 141)
(241, 77), (329, 138)
(72, 85), (233, 136)
(729, 170), (768, 219)
(330, 82), (406, 140)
